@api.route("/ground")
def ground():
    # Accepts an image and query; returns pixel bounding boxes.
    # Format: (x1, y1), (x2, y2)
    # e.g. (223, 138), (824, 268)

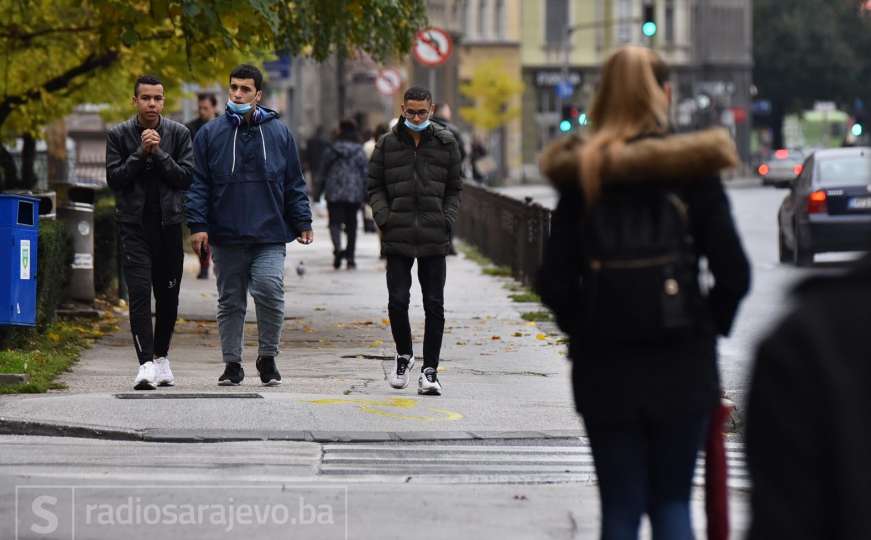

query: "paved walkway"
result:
(0, 213), (579, 441)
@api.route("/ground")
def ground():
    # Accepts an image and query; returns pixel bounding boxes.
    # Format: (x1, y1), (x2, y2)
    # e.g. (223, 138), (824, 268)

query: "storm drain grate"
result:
(114, 393), (263, 399)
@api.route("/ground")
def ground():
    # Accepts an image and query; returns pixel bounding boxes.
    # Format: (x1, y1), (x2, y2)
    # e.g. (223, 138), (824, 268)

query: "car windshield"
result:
(817, 155), (871, 187)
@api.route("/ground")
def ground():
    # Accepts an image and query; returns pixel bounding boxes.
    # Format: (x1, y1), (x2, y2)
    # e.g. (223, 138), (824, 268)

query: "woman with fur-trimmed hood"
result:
(536, 46), (750, 539)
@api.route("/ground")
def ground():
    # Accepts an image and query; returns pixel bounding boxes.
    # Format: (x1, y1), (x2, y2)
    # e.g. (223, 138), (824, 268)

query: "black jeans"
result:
(386, 255), (446, 369)
(327, 202), (359, 262)
(119, 216), (183, 365)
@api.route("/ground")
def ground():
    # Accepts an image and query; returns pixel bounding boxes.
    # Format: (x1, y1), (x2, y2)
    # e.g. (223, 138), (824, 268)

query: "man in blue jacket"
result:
(186, 64), (313, 387)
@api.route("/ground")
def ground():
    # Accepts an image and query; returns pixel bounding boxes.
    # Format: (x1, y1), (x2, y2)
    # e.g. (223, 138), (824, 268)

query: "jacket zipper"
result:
(413, 147), (419, 256)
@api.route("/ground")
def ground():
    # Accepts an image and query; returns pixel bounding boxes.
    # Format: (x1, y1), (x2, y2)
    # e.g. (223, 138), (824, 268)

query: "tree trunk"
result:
(0, 144), (19, 192)
(21, 134), (37, 190)
(45, 119), (69, 184)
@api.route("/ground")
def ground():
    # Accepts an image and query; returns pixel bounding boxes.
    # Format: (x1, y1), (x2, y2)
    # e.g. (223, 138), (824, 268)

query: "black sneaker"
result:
(218, 362), (244, 386)
(197, 267), (209, 279)
(346, 259), (357, 270)
(256, 355), (282, 386)
(333, 250), (345, 270)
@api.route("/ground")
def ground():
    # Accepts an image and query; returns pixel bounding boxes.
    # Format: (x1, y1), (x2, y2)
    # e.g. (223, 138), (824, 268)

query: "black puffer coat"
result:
(367, 119), (462, 258)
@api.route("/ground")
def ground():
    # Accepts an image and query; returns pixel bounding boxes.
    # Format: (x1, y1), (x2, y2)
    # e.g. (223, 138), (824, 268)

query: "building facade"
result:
(519, 0), (753, 178)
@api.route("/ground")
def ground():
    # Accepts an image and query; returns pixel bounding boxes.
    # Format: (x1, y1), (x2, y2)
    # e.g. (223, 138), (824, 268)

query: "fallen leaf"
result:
(369, 339), (384, 348)
(527, 321), (537, 327)
(491, 336), (501, 340)
(381, 318), (390, 326)
(536, 333), (547, 341)
(513, 332), (523, 337)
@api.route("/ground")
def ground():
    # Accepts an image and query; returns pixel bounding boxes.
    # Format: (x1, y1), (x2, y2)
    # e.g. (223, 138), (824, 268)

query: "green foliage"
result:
(754, 0), (871, 113)
(482, 266), (513, 277)
(520, 311), (553, 322)
(0, 0), (428, 137)
(510, 292), (541, 303)
(35, 219), (72, 328)
(93, 194), (117, 295)
(0, 316), (117, 393)
(459, 61), (524, 133)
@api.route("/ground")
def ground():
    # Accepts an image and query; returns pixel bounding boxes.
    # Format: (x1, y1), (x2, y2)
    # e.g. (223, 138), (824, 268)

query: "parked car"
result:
(759, 148), (805, 186)
(778, 147), (871, 266)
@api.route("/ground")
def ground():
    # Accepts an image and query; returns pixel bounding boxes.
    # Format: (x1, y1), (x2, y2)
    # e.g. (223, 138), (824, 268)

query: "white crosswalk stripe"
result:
(318, 439), (750, 489)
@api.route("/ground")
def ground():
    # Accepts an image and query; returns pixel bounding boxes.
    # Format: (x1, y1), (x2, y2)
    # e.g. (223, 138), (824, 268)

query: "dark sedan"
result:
(778, 147), (871, 266)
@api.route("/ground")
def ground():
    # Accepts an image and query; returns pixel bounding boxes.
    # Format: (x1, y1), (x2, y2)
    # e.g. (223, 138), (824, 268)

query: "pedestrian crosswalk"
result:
(318, 439), (749, 490)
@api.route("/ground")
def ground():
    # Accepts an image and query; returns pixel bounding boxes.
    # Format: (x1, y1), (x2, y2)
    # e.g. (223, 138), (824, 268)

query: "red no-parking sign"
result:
(413, 27), (453, 67)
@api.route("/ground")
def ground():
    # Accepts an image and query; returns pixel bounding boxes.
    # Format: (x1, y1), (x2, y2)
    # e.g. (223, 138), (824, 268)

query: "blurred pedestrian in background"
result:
(316, 119), (368, 270)
(536, 46), (750, 540)
(186, 92), (219, 279)
(746, 253), (871, 540)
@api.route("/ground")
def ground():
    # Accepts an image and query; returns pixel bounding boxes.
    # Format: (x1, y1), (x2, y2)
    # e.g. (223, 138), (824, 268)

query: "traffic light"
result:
(642, 4), (657, 38)
(560, 104), (580, 133)
(852, 122), (864, 138)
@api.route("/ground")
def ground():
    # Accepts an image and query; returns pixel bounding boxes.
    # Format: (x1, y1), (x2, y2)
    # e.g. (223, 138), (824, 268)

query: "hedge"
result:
(93, 194), (117, 295)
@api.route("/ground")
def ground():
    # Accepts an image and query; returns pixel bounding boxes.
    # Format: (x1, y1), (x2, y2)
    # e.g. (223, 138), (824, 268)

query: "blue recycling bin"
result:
(0, 194), (40, 326)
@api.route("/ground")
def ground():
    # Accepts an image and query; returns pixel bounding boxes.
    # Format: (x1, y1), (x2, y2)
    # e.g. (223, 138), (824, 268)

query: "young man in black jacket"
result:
(106, 75), (195, 390)
(368, 86), (462, 396)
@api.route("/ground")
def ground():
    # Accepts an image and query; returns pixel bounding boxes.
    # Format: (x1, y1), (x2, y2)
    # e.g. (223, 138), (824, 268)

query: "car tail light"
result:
(794, 164), (803, 176)
(758, 164), (770, 176)
(808, 190), (828, 214)
(775, 149), (790, 159)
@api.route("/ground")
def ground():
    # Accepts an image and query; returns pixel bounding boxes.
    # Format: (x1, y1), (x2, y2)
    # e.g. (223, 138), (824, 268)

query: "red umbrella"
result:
(705, 399), (734, 540)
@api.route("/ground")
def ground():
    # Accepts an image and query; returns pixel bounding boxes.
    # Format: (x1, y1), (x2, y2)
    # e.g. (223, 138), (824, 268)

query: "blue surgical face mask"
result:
(226, 99), (254, 115)
(404, 118), (431, 132)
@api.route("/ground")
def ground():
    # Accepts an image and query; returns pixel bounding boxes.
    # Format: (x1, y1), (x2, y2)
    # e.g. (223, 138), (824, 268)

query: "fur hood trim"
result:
(539, 128), (739, 189)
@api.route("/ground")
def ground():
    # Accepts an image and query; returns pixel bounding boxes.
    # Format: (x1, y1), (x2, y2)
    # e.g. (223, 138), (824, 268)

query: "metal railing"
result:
(455, 182), (552, 286)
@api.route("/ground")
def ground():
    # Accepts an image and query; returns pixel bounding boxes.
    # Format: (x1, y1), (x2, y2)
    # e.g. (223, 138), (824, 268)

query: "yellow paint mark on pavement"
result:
(306, 397), (463, 422)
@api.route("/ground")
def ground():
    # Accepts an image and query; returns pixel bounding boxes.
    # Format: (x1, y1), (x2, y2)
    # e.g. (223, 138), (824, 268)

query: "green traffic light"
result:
(642, 22), (657, 37)
(559, 120), (572, 132)
(578, 113), (588, 126)
(852, 123), (864, 137)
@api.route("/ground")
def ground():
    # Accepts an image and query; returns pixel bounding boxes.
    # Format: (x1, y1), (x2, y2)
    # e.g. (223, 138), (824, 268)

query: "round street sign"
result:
(375, 69), (402, 96)
(413, 27), (453, 67)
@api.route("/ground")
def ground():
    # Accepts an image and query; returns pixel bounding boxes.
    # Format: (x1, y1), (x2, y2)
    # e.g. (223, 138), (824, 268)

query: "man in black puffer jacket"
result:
(368, 86), (462, 396)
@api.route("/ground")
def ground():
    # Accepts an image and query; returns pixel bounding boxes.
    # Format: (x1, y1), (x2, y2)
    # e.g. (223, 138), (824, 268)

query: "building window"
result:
(665, 0), (675, 44)
(617, 0), (632, 44)
(545, 0), (569, 47)
(495, 0), (505, 39)
(478, 0), (488, 39)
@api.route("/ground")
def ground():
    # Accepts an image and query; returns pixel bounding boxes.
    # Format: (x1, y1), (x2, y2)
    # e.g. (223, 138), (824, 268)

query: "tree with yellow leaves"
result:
(459, 61), (524, 133)
(0, 0), (427, 190)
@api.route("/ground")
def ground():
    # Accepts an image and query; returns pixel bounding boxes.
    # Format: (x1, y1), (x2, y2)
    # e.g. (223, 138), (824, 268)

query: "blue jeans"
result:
(584, 413), (708, 540)
(211, 243), (286, 363)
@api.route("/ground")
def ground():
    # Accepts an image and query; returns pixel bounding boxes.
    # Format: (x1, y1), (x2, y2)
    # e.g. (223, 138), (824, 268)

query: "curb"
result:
(0, 417), (586, 443)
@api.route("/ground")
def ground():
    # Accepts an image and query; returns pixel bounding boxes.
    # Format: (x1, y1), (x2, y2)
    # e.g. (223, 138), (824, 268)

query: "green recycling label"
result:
(20, 239), (31, 280)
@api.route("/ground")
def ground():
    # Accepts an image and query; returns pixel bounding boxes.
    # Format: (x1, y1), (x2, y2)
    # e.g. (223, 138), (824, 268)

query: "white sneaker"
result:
(418, 367), (442, 396)
(134, 361), (157, 390)
(387, 354), (415, 389)
(154, 356), (175, 387)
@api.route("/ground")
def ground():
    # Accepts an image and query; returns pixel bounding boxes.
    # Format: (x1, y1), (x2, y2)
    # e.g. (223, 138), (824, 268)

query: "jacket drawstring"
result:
(258, 125), (267, 162)
(231, 126), (239, 174)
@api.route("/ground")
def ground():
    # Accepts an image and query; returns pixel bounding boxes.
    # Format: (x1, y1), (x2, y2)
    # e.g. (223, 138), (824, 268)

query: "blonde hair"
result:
(580, 46), (669, 204)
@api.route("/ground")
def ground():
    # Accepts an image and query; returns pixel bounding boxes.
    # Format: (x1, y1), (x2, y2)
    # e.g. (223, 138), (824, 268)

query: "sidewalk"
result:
(0, 213), (580, 441)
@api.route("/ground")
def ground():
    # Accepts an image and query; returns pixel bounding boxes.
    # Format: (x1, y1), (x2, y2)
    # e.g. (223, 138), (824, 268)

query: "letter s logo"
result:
(31, 495), (59, 534)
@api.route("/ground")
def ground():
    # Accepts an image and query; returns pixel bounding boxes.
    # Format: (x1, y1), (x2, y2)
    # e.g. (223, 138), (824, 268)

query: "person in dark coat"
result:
(746, 255), (871, 540)
(317, 120), (368, 269)
(186, 93), (219, 279)
(368, 86), (462, 396)
(536, 46), (751, 540)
